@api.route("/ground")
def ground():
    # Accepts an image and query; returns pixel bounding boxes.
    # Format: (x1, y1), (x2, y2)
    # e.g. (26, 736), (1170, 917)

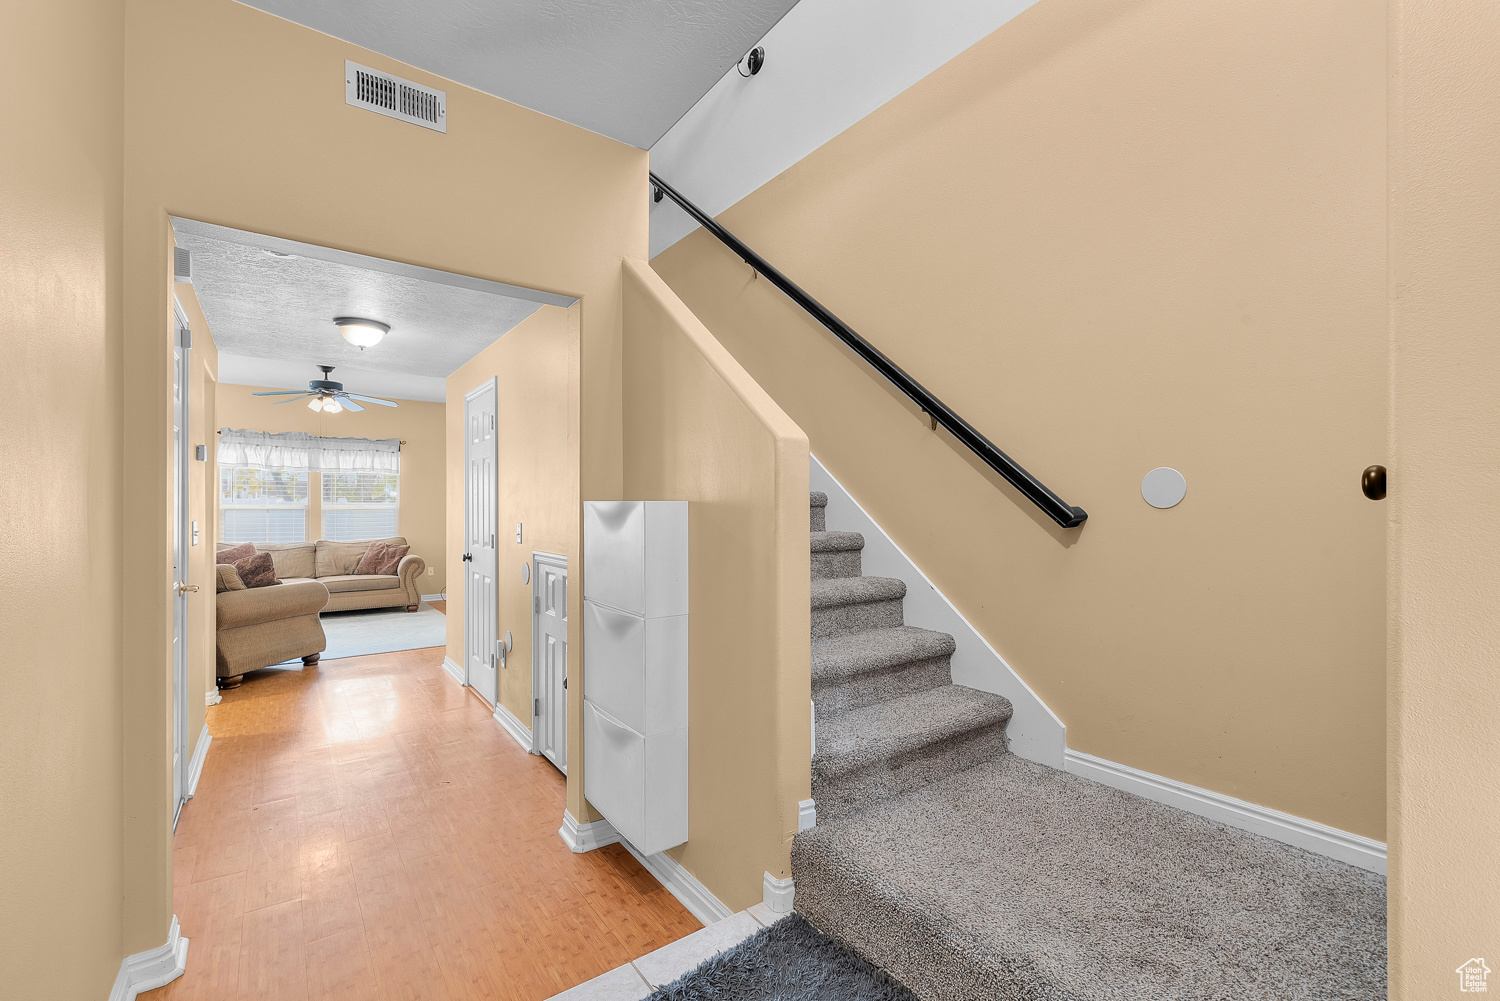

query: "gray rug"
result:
(648, 915), (919, 1001)
(280, 603), (447, 662)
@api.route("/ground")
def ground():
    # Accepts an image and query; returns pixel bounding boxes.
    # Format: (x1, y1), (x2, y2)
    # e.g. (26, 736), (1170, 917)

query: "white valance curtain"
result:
(217, 429), (401, 473)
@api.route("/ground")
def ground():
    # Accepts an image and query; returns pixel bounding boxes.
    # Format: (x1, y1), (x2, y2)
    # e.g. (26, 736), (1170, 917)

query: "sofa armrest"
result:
(217, 579), (330, 631)
(397, 554), (426, 603)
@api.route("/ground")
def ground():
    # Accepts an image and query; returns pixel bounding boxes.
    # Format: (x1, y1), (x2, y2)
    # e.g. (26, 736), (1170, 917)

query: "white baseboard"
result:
(492, 701), (536, 754)
(797, 798), (816, 833)
(811, 455), (1067, 767)
(107, 915), (188, 1001)
(557, 809), (735, 926)
(1064, 749), (1387, 875)
(204, 688), (221, 707)
(619, 839), (735, 926)
(186, 725), (211, 799)
(559, 810), (623, 853)
(762, 872), (795, 914)
(440, 656), (466, 686)
(421, 593), (445, 602)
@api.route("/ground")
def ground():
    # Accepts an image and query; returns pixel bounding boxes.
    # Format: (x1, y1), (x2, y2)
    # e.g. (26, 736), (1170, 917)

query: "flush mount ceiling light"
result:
(333, 316), (389, 349)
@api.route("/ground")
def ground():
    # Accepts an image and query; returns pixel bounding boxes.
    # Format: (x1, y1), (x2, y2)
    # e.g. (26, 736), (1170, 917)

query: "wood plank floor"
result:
(149, 645), (699, 1001)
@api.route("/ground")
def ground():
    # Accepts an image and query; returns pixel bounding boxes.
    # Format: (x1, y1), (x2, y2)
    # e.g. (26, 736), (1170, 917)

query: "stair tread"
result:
(792, 754), (1387, 1001)
(813, 626), (955, 684)
(811, 530), (864, 553)
(810, 491), (828, 508)
(811, 576), (905, 609)
(814, 685), (1013, 779)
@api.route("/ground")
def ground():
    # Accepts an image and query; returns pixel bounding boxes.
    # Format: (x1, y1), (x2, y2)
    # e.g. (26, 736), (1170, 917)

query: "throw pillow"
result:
(215, 564), (247, 593)
(233, 551), (280, 588)
(354, 541), (410, 576)
(218, 541), (256, 565)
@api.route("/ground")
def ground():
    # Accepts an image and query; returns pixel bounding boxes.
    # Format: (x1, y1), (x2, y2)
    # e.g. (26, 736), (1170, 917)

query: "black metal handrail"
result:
(650, 172), (1088, 529)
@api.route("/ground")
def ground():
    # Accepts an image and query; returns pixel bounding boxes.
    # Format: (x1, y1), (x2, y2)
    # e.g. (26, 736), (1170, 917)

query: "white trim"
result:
(618, 838), (735, 926)
(421, 593), (446, 602)
(797, 798), (817, 833)
(107, 915), (189, 1001)
(205, 688), (221, 707)
(559, 810), (622, 853)
(186, 725), (211, 799)
(492, 702), (536, 754)
(1064, 749), (1388, 875)
(762, 872), (795, 914)
(811, 454), (1067, 767)
(441, 655), (466, 686)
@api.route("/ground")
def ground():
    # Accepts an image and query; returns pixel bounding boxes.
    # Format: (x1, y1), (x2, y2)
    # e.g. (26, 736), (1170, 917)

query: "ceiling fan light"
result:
(323, 399), (343, 414)
(307, 396), (324, 411)
(333, 316), (389, 349)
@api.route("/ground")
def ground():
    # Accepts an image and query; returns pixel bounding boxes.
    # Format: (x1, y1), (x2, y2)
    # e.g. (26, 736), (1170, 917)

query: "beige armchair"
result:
(215, 578), (329, 689)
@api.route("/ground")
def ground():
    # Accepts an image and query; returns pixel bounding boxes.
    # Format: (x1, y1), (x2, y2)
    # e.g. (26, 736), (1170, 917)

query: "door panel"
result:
(465, 381), (498, 705)
(535, 557), (568, 772)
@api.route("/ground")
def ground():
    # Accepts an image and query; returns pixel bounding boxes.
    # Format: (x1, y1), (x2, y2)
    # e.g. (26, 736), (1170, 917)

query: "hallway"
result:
(151, 645), (698, 1000)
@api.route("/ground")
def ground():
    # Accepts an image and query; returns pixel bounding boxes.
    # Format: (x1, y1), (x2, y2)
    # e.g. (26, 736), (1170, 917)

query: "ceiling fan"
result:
(252, 365), (399, 413)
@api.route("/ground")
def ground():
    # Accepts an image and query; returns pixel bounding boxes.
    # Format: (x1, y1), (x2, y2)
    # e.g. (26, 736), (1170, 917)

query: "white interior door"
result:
(464, 379), (499, 705)
(171, 300), (193, 826)
(533, 553), (568, 773)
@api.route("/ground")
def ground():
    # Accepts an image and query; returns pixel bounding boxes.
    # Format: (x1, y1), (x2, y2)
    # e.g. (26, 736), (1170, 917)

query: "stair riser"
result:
(792, 839), (996, 1001)
(814, 655), (952, 718)
(811, 549), (862, 581)
(812, 722), (1010, 823)
(812, 598), (905, 638)
(811, 507), (826, 533)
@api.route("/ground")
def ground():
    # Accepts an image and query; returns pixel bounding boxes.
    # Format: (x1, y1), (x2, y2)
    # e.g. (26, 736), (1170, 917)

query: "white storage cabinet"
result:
(582, 501), (688, 855)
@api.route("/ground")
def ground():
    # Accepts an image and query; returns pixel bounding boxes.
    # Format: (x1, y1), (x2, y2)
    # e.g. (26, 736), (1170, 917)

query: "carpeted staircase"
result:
(793, 491), (1387, 1001)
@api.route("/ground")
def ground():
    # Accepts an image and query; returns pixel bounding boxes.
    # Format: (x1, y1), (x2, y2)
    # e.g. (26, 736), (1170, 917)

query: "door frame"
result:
(462, 376), (498, 699)
(532, 550), (568, 771)
(171, 297), (193, 827)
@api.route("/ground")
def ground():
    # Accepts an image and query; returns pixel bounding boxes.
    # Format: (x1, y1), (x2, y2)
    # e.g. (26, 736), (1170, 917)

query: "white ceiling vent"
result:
(345, 61), (446, 133)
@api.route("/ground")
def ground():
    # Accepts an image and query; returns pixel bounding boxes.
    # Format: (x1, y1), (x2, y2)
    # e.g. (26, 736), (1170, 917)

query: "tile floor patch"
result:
(748, 901), (790, 927)
(549, 962), (653, 1001)
(633, 910), (763, 988)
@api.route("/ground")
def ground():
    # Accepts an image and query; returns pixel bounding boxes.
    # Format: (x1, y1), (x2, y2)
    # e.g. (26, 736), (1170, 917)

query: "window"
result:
(322, 471), (399, 541)
(219, 468), (309, 544)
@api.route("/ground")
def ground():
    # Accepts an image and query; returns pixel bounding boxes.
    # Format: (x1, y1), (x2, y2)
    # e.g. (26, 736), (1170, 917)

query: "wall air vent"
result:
(345, 61), (446, 133)
(173, 246), (192, 284)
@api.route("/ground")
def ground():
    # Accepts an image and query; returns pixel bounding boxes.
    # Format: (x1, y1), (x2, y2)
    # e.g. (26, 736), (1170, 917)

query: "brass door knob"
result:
(1361, 465), (1387, 501)
(176, 581), (200, 596)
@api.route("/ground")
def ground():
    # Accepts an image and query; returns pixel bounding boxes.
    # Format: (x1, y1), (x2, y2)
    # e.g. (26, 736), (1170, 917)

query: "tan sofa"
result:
(215, 536), (427, 613)
(216, 578), (329, 688)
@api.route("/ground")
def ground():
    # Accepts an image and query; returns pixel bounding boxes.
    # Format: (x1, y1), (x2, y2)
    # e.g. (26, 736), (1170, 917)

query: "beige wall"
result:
(216, 384), (447, 592)
(0, 1), (126, 995)
(1388, 0), (1500, 993)
(121, 0), (645, 953)
(622, 260), (811, 909)
(654, 0), (1388, 839)
(446, 304), (580, 735)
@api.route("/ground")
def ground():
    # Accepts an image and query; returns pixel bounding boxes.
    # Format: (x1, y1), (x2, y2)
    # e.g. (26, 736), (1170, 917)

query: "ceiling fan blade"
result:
(273, 394), (316, 405)
(346, 394), (399, 407)
(336, 396), (365, 412)
(252, 389), (313, 396)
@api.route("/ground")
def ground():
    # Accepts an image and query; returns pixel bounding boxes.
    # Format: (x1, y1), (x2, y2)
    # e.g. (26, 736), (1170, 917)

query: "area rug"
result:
(288, 603), (447, 662)
(648, 914), (918, 1001)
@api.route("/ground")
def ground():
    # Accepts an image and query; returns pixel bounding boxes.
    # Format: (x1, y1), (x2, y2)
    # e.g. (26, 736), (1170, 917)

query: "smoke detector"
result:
(345, 61), (447, 133)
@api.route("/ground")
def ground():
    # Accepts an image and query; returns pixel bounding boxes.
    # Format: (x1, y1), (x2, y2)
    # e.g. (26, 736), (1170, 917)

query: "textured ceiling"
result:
(175, 221), (563, 401)
(238, 0), (801, 147)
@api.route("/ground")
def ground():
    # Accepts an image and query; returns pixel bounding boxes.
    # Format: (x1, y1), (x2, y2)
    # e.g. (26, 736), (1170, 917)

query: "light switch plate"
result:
(194, 443), (207, 461)
(191, 520), (200, 546)
(515, 522), (523, 543)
